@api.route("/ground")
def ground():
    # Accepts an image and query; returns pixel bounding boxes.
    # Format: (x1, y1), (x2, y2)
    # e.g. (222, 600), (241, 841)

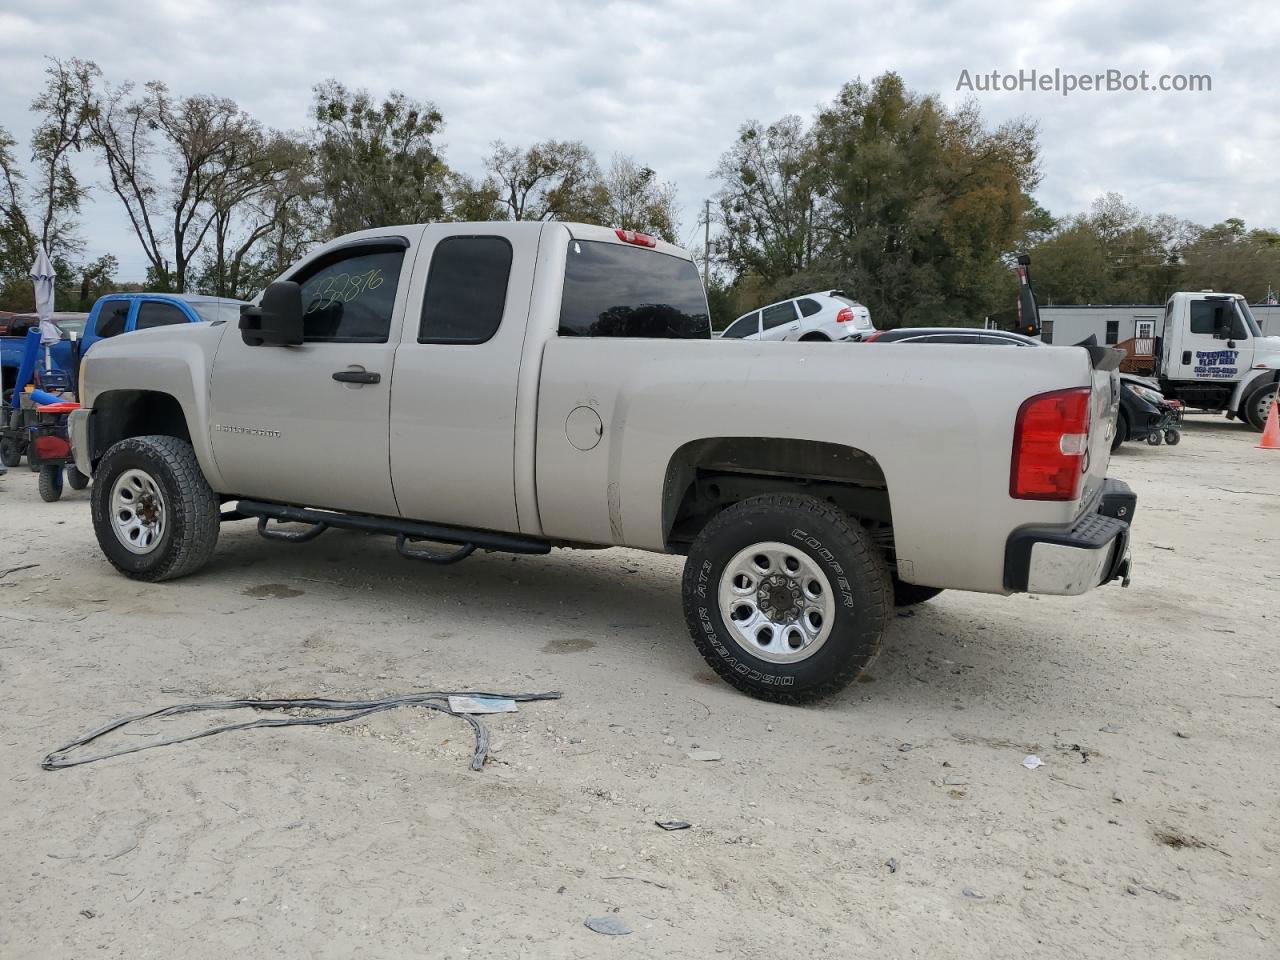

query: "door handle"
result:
(1182, 351), (1191, 365)
(332, 369), (380, 384)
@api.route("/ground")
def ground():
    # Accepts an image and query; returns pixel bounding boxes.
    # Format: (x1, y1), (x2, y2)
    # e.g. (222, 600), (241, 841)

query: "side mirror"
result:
(239, 281), (303, 346)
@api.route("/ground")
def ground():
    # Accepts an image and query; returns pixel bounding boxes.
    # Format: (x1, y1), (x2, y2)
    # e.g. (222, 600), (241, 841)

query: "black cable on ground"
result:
(41, 690), (562, 773)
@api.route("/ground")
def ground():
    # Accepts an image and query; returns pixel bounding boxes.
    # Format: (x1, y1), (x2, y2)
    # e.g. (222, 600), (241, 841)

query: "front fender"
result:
(1230, 367), (1280, 410)
(80, 323), (228, 489)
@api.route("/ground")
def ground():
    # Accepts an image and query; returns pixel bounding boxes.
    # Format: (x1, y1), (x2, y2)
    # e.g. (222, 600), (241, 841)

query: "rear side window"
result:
(292, 245), (406, 342)
(135, 302), (190, 330)
(762, 302), (797, 329)
(95, 302), (130, 338)
(559, 240), (710, 338)
(419, 237), (512, 344)
(721, 313), (759, 338)
(798, 298), (822, 317)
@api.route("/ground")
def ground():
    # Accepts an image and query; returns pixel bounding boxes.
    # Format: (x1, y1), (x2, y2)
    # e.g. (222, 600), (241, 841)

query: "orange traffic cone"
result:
(1258, 389), (1280, 450)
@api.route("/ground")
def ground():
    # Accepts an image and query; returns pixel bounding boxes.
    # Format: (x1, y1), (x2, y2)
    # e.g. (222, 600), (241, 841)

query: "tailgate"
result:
(1079, 345), (1123, 509)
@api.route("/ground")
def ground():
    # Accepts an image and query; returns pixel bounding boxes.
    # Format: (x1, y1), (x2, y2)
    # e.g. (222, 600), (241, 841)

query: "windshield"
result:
(1236, 300), (1263, 337)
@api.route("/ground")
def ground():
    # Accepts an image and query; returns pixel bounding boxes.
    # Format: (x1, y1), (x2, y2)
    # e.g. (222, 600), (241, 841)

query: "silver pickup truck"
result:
(71, 221), (1136, 702)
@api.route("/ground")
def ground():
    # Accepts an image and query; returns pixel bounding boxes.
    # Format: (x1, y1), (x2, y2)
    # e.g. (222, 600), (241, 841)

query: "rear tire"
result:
(1146, 430), (1162, 446)
(799, 333), (830, 342)
(1110, 412), (1129, 452)
(90, 435), (219, 582)
(1242, 380), (1277, 431)
(1164, 428), (1181, 446)
(0, 438), (20, 468)
(66, 466), (90, 489)
(37, 465), (63, 502)
(682, 494), (891, 703)
(892, 578), (943, 607)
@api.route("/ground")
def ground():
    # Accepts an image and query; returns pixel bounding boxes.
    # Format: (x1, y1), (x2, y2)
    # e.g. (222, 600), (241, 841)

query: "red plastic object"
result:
(35, 401), (81, 414)
(614, 229), (658, 248)
(35, 435), (71, 460)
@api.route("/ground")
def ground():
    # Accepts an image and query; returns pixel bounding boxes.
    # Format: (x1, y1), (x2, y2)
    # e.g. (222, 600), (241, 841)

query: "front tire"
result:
(90, 435), (219, 582)
(66, 466), (90, 490)
(1243, 381), (1277, 431)
(682, 494), (891, 703)
(38, 466), (63, 502)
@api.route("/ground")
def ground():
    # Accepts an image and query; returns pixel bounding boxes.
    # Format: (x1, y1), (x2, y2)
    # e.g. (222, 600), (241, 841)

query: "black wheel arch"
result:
(88, 390), (192, 468)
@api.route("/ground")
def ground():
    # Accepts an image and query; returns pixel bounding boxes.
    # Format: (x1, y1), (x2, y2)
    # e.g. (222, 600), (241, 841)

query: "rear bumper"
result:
(1004, 479), (1136, 595)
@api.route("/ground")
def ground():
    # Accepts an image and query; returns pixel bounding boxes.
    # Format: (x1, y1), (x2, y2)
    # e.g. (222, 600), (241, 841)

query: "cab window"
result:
(559, 240), (710, 338)
(95, 302), (131, 338)
(290, 244), (406, 343)
(135, 301), (190, 330)
(418, 236), (512, 344)
(1189, 300), (1231, 336)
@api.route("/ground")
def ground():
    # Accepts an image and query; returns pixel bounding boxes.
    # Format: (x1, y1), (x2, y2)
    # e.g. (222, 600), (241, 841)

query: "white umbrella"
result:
(30, 246), (60, 373)
(30, 245), (56, 323)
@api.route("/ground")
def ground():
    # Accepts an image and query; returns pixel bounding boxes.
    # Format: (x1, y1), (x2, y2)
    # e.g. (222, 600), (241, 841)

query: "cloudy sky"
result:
(1, 0), (1277, 279)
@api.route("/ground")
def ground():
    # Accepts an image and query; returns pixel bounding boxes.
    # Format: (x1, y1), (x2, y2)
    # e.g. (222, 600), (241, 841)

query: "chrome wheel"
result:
(110, 468), (167, 554)
(1256, 386), (1276, 424)
(717, 541), (836, 664)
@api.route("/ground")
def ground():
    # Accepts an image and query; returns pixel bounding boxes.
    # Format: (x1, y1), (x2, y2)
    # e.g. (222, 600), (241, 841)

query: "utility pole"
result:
(703, 198), (711, 289)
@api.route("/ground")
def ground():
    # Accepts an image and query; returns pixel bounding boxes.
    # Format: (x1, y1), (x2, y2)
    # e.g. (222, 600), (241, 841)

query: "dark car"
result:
(863, 327), (1181, 448)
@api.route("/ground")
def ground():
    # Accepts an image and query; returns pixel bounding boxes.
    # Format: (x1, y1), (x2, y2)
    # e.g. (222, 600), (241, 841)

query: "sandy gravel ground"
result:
(1, 417), (1277, 959)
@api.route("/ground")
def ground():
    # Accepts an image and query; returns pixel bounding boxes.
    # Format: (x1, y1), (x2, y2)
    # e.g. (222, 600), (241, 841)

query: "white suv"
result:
(720, 291), (874, 342)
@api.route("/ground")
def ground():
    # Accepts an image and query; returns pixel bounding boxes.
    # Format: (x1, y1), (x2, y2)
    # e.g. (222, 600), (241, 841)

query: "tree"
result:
(75, 253), (118, 310)
(714, 116), (823, 286)
(1028, 194), (1198, 304)
(1180, 219), (1280, 301)
(312, 80), (447, 236)
(0, 125), (36, 296)
(87, 76), (261, 291)
(29, 58), (97, 260)
(482, 139), (601, 222)
(1, 59), (98, 310)
(596, 154), (679, 242)
(198, 132), (315, 299)
(812, 73), (1041, 325)
(446, 172), (506, 221)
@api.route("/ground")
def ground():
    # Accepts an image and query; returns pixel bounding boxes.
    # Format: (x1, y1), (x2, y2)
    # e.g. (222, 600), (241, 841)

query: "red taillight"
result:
(836, 306), (854, 323)
(863, 330), (886, 342)
(1010, 387), (1092, 501)
(614, 229), (658, 248)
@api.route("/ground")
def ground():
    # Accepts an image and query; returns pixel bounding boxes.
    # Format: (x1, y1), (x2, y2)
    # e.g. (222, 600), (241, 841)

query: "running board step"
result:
(235, 500), (551, 555)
